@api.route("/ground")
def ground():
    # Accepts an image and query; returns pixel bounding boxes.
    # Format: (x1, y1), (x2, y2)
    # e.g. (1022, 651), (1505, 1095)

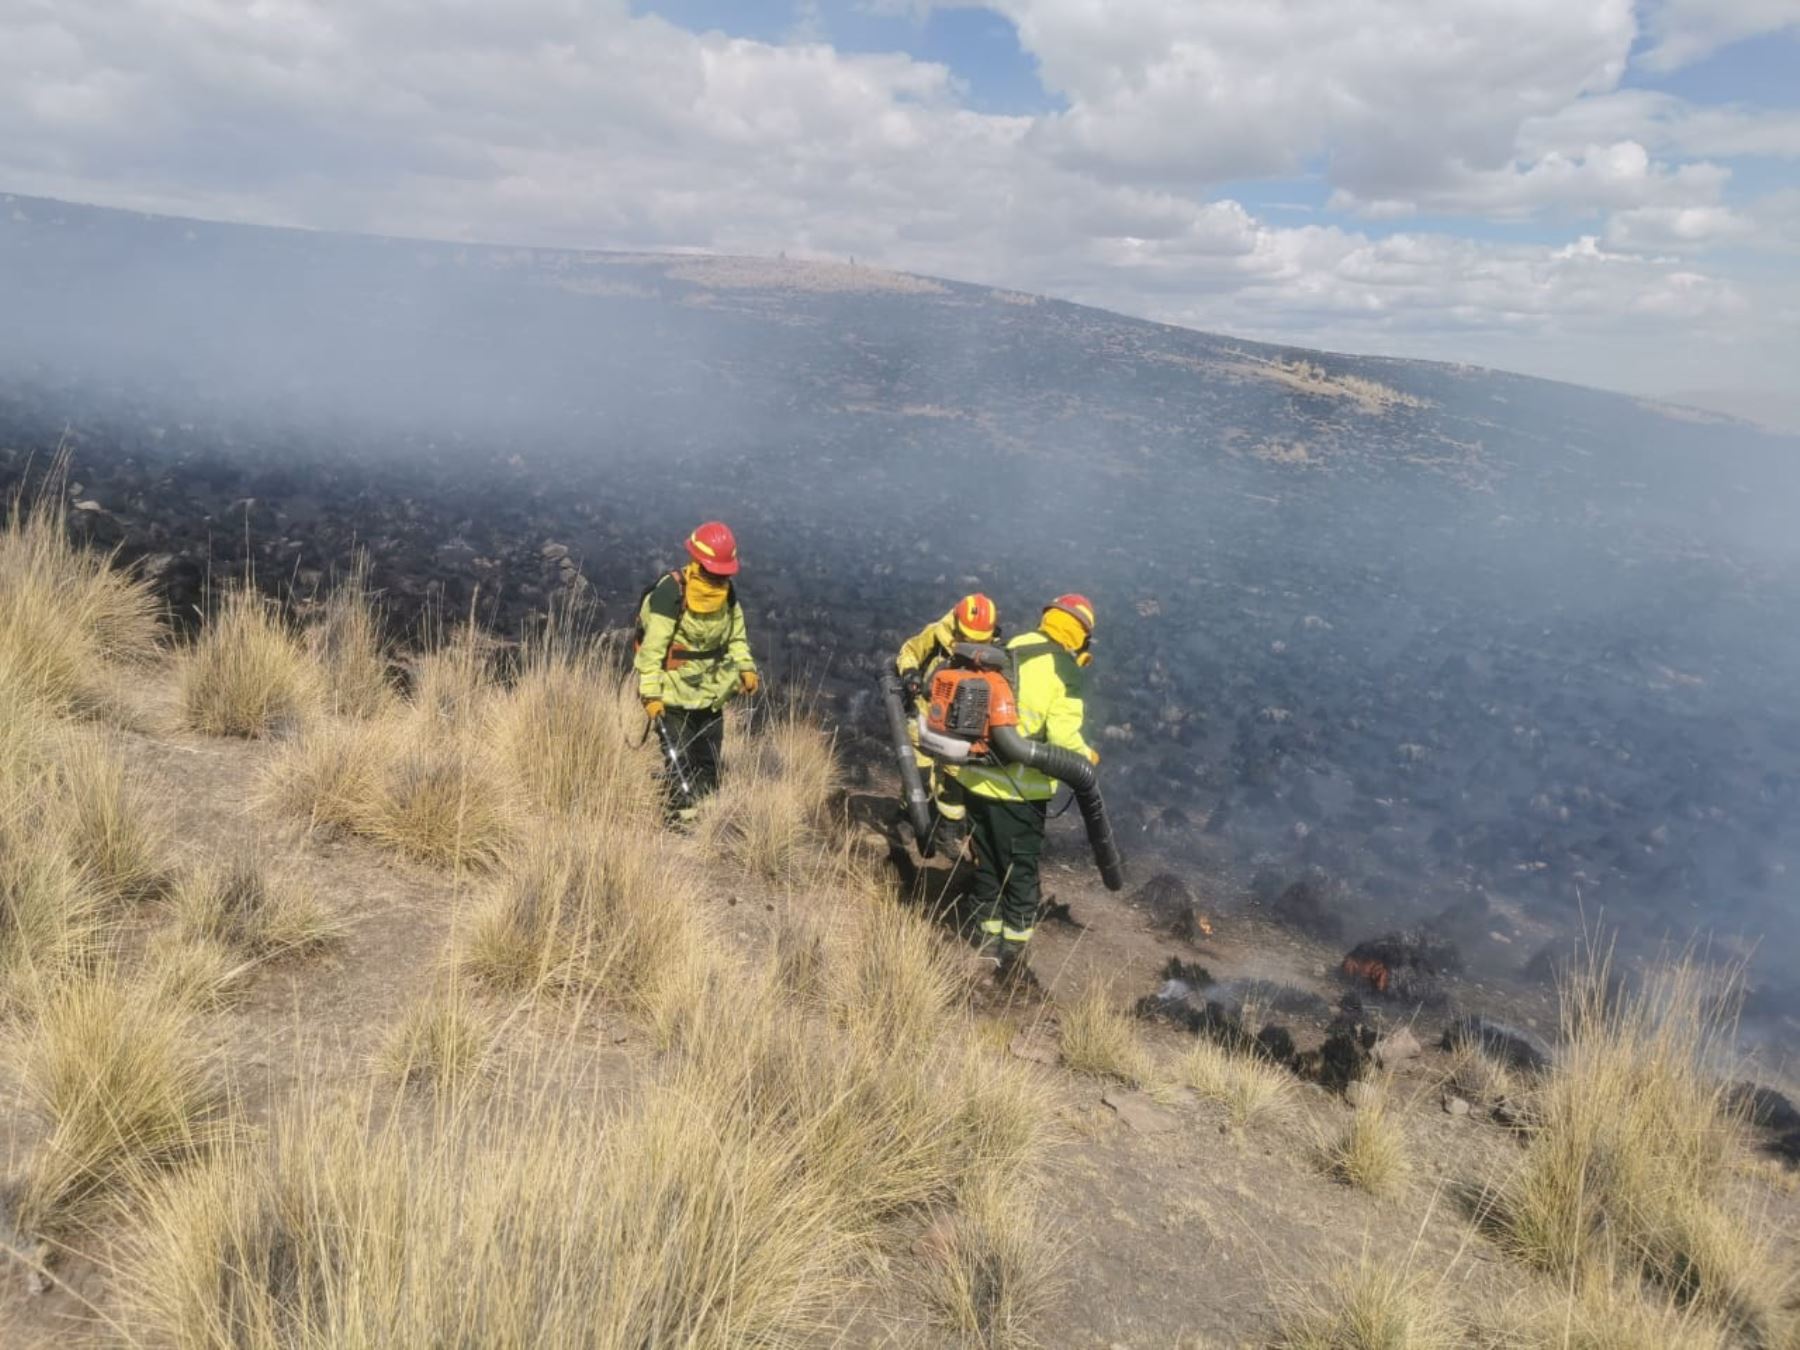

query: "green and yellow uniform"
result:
(961, 626), (1094, 958)
(636, 564), (756, 808)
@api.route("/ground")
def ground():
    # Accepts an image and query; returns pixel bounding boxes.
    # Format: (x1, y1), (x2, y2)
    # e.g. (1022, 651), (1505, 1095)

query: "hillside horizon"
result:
(7, 189), (1783, 430)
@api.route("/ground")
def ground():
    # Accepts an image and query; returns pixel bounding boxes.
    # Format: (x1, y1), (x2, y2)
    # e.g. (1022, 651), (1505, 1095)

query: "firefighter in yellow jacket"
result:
(894, 593), (999, 844)
(958, 594), (1098, 978)
(636, 521), (758, 820)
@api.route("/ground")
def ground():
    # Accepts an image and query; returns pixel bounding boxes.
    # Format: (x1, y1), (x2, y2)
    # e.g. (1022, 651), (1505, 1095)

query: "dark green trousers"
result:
(663, 705), (724, 814)
(966, 795), (1048, 941)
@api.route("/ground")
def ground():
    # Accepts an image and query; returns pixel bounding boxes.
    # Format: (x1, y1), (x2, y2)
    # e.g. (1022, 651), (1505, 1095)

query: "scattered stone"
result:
(1102, 1089), (1180, 1135)
(1442, 1095), (1471, 1117)
(539, 542), (570, 560)
(1373, 1026), (1422, 1068)
(1008, 1032), (1060, 1067)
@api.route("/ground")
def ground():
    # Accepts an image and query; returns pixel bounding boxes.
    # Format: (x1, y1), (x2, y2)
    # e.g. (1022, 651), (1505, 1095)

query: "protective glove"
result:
(739, 670), (760, 695)
(1086, 748), (1101, 766)
(643, 698), (665, 720)
(901, 670), (923, 703)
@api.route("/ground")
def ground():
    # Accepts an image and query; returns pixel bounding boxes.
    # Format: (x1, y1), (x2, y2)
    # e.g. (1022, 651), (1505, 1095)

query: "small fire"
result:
(1196, 915), (1215, 939)
(1342, 955), (1390, 993)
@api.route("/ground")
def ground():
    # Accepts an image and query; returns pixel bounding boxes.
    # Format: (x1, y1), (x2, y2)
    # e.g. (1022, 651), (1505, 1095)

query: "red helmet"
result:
(1044, 593), (1095, 635)
(684, 521), (740, 576)
(953, 593), (997, 642)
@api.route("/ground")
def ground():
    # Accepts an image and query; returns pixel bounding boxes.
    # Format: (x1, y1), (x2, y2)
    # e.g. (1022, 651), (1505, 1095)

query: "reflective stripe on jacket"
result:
(635, 573), (755, 710)
(961, 631), (1092, 802)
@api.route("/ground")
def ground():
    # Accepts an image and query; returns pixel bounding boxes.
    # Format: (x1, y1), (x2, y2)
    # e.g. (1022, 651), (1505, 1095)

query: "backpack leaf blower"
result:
(882, 644), (1125, 890)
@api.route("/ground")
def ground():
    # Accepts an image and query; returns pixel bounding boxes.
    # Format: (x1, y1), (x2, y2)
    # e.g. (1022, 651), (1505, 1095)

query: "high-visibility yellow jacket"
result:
(961, 630), (1093, 802)
(635, 572), (755, 710)
(894, 609), (963, 683)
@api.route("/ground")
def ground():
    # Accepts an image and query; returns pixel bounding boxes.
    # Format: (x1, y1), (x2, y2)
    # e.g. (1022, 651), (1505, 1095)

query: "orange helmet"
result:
(684, 521), (740, 576)
(1044, 593), (1095, 635)
(953, 592), (997, 642)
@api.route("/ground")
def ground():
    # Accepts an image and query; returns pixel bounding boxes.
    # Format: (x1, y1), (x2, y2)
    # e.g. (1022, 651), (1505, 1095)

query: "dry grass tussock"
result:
(380, 980), (499, 1095)
(460, 821), (707, 1024)
(0, 743), (106, 1004)
(264, 627), (521, 869)
(1321, 1083), (1411, 1196)
(831, 881), (958, 1051)
(676, 966), (1051, 1234)
(1523, 1267), (1736, 1350)
(1179, 1035), (1295, 1129)
(169, 852), (339, 960)
(1495, 950), (1784, 1338)
(1058, 981), (1151, 1084)
(917, 1173), (1062, 1350)
(47, 729), (172, 906)
(489, 623), (660, 824)
(121, 1085), (851, 1349)
(5, 972), (220, 1239)
(695, 699), (839, 878)
(0, 469), (160, 720)
(306, 551), (394, 718)
(180, 583), (323, 738)
(1273, 1255), (1457, 1350)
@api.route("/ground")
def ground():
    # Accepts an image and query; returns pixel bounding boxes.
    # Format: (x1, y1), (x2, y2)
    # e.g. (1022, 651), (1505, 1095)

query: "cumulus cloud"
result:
(0, 0), (1793, 395)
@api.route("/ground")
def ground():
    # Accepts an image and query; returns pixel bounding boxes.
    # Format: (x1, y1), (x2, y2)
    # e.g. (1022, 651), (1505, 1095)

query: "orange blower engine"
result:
(919, 644), (1015, 760)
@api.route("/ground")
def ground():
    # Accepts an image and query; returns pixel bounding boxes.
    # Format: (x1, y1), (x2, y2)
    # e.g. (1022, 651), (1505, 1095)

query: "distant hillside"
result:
(3, 192), (1799, 1015)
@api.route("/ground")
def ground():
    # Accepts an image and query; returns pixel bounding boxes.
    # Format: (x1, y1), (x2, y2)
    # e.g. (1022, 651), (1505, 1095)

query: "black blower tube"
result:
(989, 725), (1127, 891)
(878, 673), (936, 857)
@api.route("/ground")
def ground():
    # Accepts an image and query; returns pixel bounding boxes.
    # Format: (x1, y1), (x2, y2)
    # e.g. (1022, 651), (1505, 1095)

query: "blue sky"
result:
(3, 0), (1796, 411)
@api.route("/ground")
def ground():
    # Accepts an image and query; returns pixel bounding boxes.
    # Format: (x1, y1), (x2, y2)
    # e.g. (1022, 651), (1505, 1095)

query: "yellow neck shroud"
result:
(1039, 607), (1089, 655)
(683, 562), (731, 614)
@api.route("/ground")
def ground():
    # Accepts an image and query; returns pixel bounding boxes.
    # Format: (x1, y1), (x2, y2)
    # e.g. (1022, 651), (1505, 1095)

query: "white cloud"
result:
(1639, 0), (1800, 70)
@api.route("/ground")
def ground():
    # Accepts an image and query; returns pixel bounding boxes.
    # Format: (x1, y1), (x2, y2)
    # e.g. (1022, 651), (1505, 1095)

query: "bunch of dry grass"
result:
(460, 823), (706, 1019)
(1180, 1036), (1295, 1130)
(264, 710), (518, 871)
(6, 972), (220, 1237)
(170, 853), (339, 960)
(180, 584), (323, 737)
(1058, 982), (1151, 1084)
(917, 1173), (1062, 1350)
(1496, 951), (1777, 1335)
(122, 1085), (849, 1348)
(832, 891), (958, 1051)
(47, 731), (172, 905)
(143, 930), (240, 1011)
(0, 471), (161, 719)
(1273, 1256), (1457, 1350)
(0, 798), (104, 1004)
(694, 702), (839, 878)
(379, 982), (499, 1095)
(365, 727), (518, 868)
(307, 552), (393, 718)
(1321, 1085), (1411, 1196)
(490, 626), (659, 824)
(1527, 1267), (1735, 1350)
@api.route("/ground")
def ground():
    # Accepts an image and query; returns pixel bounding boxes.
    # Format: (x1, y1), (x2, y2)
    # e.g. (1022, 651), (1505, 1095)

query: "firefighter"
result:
(894, 592), (998, 845)
(636, 521), (758, 821)
(958, 593), (1098, 980)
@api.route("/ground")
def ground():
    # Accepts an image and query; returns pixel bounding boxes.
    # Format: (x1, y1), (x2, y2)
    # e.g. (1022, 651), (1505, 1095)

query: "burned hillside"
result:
(4, 193), (1799, 1022)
